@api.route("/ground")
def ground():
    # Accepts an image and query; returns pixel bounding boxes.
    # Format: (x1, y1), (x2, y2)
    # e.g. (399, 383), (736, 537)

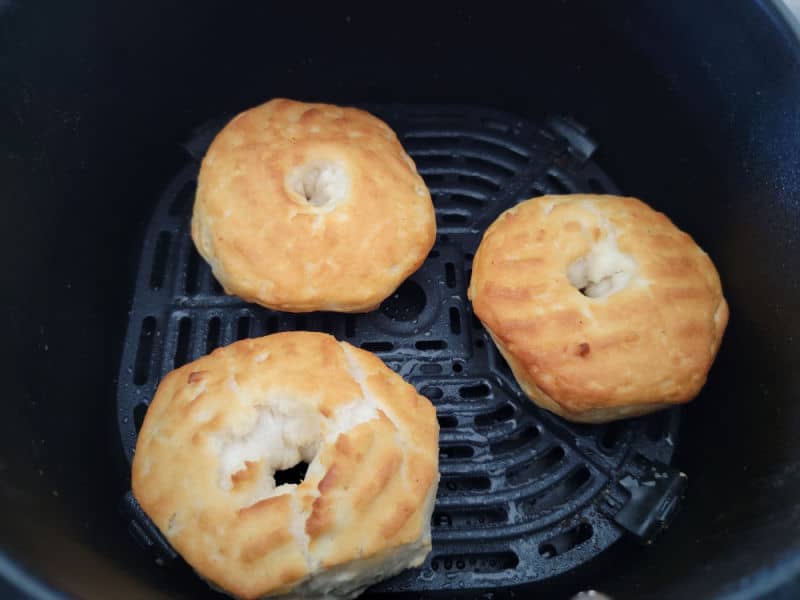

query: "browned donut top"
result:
(132, 332), (439, 599)
(192, 99), (435, 312)
(469, 195), (727, 419)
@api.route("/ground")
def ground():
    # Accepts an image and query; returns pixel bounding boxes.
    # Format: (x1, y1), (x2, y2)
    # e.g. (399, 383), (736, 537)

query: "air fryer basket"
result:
(117, 106), (686, 594)
(2, 2), (800, 599)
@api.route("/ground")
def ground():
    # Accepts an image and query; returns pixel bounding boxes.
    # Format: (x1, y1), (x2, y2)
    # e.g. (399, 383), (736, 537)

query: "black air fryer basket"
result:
(2, 2), (800, 599)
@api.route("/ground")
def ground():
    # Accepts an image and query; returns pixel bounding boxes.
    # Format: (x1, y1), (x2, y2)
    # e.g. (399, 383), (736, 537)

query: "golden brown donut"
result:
(468, 194), (728, 423)
(191, 98), (435, 312)
(132, 332), (440, 599)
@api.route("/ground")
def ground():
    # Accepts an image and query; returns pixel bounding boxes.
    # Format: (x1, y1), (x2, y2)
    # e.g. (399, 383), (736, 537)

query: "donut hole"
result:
(288, 161), (348, 208)
(274, 461), (309, 486)
(216, 402), (322, 499)
(567, 236), (637, 299)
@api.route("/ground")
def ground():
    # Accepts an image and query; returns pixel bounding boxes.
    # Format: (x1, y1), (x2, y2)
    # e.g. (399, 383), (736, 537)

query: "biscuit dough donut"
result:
(191, 98), (436, 313)
(469, 194), (728, 423)
(132, 332), (440, 599)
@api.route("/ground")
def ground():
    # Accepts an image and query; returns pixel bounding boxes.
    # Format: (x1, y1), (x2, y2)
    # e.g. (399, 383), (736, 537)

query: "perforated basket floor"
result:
(116, 105), (685, 595)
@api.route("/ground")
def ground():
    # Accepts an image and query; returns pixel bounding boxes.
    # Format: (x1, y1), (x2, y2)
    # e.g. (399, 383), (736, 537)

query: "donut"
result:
(191, 98), (436, 313)
(131, 332), (440, 599)
(469, 194), (728, 423)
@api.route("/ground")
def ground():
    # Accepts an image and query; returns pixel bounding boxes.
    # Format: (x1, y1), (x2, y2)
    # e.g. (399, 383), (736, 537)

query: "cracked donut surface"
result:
(132, 332), (440, 599)
(468, 194), (728, 423)
(191, 98), (436, 313)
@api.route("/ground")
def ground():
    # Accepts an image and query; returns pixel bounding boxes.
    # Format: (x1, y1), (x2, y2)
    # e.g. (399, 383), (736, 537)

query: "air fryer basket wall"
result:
(1, 2), (799, 599)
